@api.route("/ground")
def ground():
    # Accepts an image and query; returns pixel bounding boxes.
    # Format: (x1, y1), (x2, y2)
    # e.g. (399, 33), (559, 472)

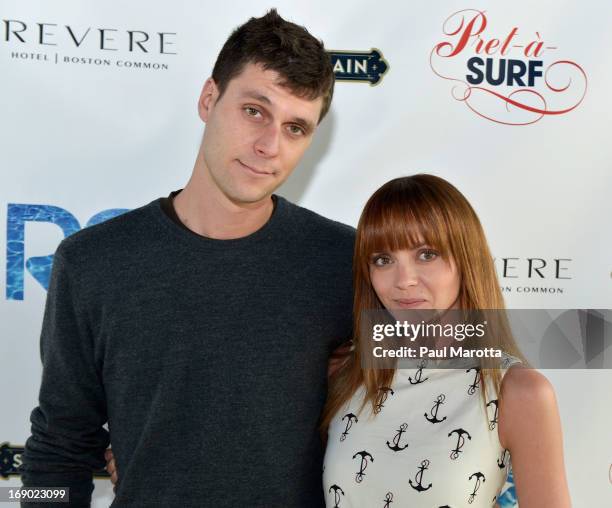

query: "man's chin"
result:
(223, 187), (277, 207)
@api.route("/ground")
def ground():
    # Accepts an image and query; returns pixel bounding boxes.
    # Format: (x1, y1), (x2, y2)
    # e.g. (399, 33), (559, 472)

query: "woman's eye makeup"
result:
(418, 248), (439, 261)
(371, 254), (392, 266)
(370, 247), (442, 266)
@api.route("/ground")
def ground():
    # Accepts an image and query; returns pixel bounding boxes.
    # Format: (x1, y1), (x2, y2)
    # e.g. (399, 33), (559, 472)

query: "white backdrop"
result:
(1, 0), (611, 506)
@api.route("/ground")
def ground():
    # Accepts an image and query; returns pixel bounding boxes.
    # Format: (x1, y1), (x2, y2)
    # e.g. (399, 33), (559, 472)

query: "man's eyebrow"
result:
(241, 90), (272, 104)
(240, 90), (316, 133)
(291, 117), (315, 134)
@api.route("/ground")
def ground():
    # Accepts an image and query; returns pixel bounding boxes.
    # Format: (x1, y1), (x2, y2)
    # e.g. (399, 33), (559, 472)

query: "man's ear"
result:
(198, 78), (218, 122)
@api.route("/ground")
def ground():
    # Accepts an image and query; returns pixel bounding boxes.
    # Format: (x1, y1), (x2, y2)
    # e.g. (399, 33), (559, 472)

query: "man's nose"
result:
(254, 123), (280, 158)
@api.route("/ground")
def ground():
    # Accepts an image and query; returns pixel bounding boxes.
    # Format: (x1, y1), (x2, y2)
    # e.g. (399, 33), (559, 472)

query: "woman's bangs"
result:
(362, 200), (451, 258)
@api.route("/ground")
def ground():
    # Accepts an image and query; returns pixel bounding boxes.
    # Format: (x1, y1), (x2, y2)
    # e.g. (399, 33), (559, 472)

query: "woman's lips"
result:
(395, 298), (427, 308)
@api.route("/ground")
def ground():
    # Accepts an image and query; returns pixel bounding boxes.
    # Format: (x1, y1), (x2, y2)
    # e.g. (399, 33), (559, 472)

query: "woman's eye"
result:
(372, 255), (392, 266)
(419, 249), (438, 261)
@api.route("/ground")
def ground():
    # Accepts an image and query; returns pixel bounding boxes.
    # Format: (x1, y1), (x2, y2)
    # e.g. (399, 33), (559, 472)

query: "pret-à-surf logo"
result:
(430, 9), (587, 125)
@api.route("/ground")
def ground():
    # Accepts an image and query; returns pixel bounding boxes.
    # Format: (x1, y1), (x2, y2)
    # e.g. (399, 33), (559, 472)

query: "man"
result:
(21, 10), (354, 507)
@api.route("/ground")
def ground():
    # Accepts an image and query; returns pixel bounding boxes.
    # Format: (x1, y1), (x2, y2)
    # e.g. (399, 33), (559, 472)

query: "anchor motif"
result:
(486, 399), (499, 430)
(466, 367), (481, 395)
(374, 387), (395, 414)
(497, 448), (509, 468)
(328, 484), (345, 508)
(352, 450), (374, 483)
(340, 413), (358, 442)
(409, 360), (429, 384)
(448, 428), (472, 460)
(424, 394), (447, 423)
(409, 459), (433, 492)
(386, 423), (409, 452)
(468, 472), (486, 504)
(383, 492), (393, 507)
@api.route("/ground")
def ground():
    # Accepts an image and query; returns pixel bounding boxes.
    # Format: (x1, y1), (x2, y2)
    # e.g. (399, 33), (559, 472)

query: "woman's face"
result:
(369, 244), (461, 312)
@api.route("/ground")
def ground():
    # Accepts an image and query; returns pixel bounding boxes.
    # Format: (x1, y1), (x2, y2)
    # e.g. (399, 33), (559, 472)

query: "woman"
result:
(320, 174), (570, 507)
(106, 174), (570, 507)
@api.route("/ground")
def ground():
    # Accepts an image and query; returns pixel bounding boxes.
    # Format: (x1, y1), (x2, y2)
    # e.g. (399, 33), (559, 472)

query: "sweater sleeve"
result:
(20, 242), (110, 508)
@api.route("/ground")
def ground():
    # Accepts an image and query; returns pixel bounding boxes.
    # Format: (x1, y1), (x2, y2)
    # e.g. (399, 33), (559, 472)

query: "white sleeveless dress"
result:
(323, 355), (521, 507)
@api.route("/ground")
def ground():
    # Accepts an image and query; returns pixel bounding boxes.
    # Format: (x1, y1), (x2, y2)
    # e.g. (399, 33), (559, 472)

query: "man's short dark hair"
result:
(212, 9), (334, 123)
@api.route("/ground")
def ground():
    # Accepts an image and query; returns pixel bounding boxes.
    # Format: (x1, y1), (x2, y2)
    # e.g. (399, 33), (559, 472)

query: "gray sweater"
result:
(21, 195), (355, 507)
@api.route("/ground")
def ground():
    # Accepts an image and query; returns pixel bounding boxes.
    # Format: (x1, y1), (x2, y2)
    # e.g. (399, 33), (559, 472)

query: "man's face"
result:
(198, 62), (324, 205)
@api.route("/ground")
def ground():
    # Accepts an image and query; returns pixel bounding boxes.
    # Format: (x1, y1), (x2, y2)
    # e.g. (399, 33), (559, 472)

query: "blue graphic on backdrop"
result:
(498, 467), (518, 507)
(6, 204), (129, 300)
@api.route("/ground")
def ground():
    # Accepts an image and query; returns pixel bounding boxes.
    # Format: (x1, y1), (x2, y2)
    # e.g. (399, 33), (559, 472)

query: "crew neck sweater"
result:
(21, 195), (355, 507)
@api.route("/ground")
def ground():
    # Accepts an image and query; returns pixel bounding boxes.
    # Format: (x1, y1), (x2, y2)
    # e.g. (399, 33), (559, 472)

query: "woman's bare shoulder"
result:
(498, 365), (558, 448)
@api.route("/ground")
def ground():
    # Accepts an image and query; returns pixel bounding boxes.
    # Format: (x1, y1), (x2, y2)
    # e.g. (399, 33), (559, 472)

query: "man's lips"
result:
(238, 160), (273, 176)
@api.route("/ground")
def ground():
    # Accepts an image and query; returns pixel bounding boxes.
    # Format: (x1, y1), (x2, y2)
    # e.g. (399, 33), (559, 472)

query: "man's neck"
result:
(173, 156), (275, 240)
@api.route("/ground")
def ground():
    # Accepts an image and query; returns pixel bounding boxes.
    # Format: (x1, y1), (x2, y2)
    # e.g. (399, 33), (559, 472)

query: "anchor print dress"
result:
(323, 355), (521, 507)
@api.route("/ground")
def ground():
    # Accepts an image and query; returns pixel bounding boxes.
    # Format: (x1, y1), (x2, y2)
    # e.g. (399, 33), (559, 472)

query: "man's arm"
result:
(20, 242), (110, 507)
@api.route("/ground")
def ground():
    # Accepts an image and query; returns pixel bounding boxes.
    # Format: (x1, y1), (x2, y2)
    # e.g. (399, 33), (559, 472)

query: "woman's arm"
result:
(498, 366), (571, 507)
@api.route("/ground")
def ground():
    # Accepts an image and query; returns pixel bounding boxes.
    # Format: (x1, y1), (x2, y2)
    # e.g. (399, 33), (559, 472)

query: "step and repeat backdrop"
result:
(1, 0), (611, 506)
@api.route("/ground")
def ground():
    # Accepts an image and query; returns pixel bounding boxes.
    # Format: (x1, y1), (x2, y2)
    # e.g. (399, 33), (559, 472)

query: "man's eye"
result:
(419, 249), (438, 261)
(244, 106), (262, 118)
(287, 124), (305, 136)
